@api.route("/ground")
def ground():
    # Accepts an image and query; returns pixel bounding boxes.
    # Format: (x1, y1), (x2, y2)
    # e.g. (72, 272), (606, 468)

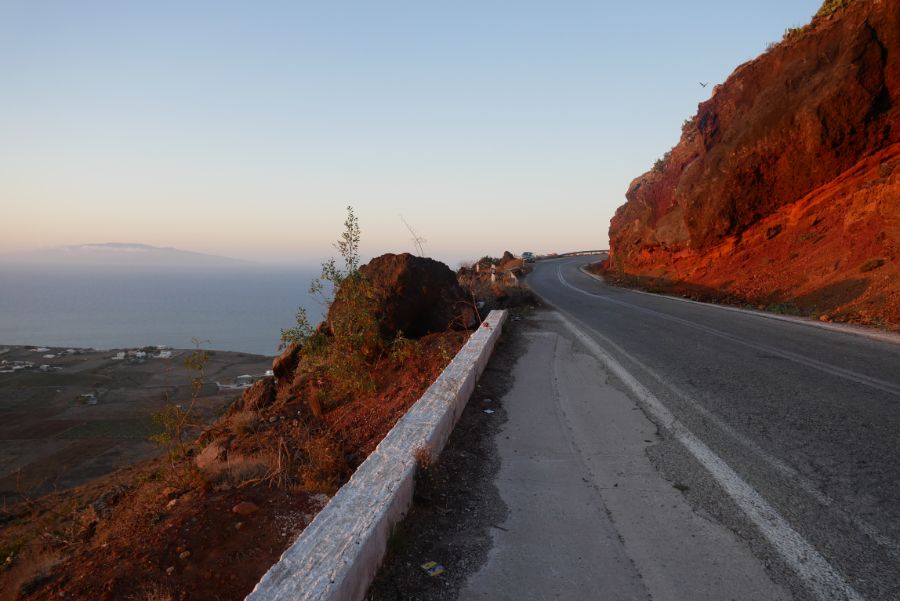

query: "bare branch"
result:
(400, 215), (427, 257)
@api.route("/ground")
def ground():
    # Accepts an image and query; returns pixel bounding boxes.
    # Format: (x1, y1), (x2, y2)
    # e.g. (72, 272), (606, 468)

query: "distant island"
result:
(1, 242), (252, 268)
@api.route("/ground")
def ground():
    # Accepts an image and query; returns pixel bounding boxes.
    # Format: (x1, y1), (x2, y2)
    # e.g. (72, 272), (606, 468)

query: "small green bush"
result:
(282, 206), (384, 406)
(765, 302), (802, 316)
(816, 0), (852, 18)
(149, 345), (208, 485)
(652, 151), (672, 174)
(782, 26), (805, 41)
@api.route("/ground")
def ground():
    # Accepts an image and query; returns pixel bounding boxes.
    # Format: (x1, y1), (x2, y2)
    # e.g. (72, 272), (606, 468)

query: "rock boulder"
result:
(336, 253), (478, 339)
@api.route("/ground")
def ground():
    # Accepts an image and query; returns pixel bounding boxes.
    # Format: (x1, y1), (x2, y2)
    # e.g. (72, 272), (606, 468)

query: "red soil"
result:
(0, 332), (466, 601)
(607, 0), (900, 328)
(604, 144), (900, 328)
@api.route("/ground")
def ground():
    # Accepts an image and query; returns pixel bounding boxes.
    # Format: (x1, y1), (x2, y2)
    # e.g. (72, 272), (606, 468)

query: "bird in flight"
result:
(699, 82), (709, 88)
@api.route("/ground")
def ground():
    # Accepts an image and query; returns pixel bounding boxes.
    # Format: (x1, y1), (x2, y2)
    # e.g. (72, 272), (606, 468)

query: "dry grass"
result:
(131, 582), (175, 601)
(298, 434), (346, 494)
(229, 410), (258, 435)
(414, 446), (434, 469)
(202, 452), (277, 486)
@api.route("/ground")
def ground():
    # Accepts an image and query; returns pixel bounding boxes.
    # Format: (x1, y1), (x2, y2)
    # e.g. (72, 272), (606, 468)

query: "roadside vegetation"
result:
(0, 207), (474, 601)
(816, 0), (853, 19)
(281, 206), (384, 412)
(457, 252), (537, 313)
(148, 343), (210, 489)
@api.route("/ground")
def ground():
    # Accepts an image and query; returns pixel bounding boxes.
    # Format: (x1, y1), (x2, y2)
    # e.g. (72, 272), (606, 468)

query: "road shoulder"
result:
(364, 311), (525, 600)
(367, 308), (790, 600)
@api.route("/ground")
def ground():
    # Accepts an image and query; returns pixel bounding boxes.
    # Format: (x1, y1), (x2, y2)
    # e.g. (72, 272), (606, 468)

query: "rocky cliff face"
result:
(608, 0), (900, 327)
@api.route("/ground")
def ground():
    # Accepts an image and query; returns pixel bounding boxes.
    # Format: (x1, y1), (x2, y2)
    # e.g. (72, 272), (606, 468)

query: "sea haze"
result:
(0, 265), (324, 356)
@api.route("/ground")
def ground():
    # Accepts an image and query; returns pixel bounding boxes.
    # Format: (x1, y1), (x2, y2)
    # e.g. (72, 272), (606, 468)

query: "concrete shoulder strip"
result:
(246, 310), (508, 601)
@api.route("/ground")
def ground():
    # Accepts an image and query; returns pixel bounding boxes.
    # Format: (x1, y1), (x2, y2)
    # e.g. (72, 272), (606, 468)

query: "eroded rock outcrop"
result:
(354, 253), (478, 338)
(608, 0), (899, 326)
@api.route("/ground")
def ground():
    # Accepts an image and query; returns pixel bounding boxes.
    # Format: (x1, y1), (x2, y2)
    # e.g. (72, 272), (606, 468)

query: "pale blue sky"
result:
(1, 1), (822, 266)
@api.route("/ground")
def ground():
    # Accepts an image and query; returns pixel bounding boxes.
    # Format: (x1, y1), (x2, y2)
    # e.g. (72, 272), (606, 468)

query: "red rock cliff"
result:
(607, 0), (900, 327)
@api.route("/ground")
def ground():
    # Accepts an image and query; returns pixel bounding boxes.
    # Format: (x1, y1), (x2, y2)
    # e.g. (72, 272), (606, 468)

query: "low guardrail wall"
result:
(247, 309), (508, 601)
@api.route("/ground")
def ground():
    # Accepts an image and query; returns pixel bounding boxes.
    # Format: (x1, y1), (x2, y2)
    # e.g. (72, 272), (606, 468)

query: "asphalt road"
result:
(524, 255), (900, 601)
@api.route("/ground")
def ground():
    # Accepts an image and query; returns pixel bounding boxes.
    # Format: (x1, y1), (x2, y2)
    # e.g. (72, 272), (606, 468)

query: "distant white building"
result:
(235, 374), (255, 386)
(112, 352), (126, 360)
(156, 351), (173, 359)
(78, 392), (98, 405)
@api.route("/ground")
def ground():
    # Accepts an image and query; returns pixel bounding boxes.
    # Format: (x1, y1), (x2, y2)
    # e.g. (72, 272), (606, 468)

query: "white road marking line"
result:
(555, 263), (900, 555)
(554, 302), (900, 557)
(556, 266), (900, 397)
(554, 311), (866, 601)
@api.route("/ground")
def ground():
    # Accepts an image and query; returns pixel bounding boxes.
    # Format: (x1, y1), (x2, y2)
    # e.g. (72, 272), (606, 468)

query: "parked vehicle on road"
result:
(522, 251), (535, 263)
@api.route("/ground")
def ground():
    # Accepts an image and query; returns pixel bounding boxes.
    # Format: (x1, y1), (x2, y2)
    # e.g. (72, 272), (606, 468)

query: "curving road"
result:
(525, 255), (900, 601)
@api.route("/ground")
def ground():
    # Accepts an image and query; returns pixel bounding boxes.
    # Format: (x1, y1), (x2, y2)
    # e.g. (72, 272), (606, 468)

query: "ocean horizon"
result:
(0, 265), (324, 356)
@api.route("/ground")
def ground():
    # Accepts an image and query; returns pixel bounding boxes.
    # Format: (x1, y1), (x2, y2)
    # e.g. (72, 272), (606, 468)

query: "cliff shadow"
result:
(604, 272), (752, 306)
(791, 278), (870, 312)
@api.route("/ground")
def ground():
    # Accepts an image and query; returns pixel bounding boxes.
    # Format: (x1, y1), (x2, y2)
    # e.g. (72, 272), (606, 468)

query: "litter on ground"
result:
(421, 561), (445, 577)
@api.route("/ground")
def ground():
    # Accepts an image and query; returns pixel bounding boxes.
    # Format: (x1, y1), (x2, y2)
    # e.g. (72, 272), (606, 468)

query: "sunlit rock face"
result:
(607, 0), (900, 326)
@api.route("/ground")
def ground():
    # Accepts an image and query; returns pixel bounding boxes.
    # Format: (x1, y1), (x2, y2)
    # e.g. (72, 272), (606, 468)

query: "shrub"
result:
(390, 332), (417, 363)
(299, 433), (347, 493)
(149, 344), (208, 485)
(782, 26), (805, 41)
(204, 452), (276, 486)
(798, 232), (825, 243)
(816, 0), (852, 18)
(229, 410), (258, 435)
(765, 302), (802, 316)
(282, 206), (383, 408)
(860, 258), (886, 272)
(652, 151), (672, 174)
(414, 446), (434, 470)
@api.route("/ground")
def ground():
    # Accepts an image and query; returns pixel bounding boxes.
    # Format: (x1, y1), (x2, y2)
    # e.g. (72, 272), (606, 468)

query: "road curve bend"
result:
(525, 256), (900, 601)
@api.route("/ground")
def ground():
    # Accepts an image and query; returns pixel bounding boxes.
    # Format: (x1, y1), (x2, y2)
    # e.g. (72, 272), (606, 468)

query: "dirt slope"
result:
(607, 0), (900, 327)
(0, 254), (478, 601)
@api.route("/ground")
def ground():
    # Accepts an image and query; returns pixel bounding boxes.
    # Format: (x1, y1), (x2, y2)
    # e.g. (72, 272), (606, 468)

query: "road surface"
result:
(491, 255), (900, 601)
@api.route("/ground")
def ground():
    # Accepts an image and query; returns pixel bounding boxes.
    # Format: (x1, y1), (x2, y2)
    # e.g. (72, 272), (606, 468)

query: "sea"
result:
(0, 265), (324, 357)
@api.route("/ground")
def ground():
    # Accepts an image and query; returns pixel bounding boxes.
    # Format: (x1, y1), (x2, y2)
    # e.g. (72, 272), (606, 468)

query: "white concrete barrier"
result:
(247, 310), (508, 601)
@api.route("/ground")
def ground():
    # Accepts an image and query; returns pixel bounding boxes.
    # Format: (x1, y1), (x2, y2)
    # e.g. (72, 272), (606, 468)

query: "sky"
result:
(0, 0), (823, 267)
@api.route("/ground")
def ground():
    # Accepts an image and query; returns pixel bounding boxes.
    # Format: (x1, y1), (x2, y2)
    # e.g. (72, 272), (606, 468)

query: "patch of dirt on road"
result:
(366, 309), (533, 600)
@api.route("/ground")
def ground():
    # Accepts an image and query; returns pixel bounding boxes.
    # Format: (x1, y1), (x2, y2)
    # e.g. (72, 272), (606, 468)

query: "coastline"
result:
(0, 344), (272, 502)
